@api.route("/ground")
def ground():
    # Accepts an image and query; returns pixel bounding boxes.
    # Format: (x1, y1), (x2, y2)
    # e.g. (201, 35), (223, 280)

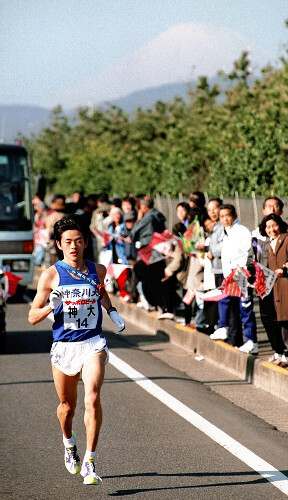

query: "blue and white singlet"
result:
(52, 260), (103, 342)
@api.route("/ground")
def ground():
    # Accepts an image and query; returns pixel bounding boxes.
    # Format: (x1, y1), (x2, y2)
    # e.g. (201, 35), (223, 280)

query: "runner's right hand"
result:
(49, 288), (63, 309)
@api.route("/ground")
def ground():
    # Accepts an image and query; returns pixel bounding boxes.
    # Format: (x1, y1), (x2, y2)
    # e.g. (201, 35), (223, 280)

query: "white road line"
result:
(45, 307), (288, 494)
(109, 351), (288, 495)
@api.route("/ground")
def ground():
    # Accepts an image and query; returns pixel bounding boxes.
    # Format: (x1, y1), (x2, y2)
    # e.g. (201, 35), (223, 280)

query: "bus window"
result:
(0, 145), (34, 286)
(0, 152), (32, 230)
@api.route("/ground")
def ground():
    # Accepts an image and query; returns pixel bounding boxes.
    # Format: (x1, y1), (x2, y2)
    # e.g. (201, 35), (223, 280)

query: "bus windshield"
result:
(0, 148), (32, 230)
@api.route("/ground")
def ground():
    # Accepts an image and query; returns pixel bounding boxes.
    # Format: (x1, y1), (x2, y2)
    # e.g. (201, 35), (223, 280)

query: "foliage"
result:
(21, 27), (288, 198)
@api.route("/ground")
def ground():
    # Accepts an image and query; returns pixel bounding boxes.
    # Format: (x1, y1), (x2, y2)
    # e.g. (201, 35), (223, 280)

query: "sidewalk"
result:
(111, 294), (288, 404)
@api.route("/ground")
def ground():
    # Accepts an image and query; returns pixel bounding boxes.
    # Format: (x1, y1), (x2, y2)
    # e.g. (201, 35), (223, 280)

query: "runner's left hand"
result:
(109, 311), (125, 334)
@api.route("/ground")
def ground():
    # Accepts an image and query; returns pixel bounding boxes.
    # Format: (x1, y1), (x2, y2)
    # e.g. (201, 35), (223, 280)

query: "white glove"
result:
(49, 288), (63, 310)
(109, 310), (125, 334)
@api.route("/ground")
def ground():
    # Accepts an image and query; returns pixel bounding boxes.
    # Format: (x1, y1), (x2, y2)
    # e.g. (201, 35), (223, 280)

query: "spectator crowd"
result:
(32, 190), (288, 366)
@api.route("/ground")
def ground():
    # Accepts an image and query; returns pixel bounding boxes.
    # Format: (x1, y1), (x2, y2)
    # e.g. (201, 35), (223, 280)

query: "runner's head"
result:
(54, 214), (90, 246)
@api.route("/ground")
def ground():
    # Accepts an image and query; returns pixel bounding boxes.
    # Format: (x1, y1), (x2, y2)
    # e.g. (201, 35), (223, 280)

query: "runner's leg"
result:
(81, 350), (106, 451)
(52, 364), (80, 438)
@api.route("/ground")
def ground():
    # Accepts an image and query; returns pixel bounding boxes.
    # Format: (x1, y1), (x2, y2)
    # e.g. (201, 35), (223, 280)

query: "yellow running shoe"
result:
(80, 456), (102, 485)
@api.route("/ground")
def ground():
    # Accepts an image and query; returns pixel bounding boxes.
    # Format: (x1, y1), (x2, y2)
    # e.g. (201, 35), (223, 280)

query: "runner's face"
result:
(57, 230), (87, 261)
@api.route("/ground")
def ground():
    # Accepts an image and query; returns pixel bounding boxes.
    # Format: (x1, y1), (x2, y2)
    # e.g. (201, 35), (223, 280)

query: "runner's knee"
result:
(58, 401), (76, 418)
(84, 391), (101, 413)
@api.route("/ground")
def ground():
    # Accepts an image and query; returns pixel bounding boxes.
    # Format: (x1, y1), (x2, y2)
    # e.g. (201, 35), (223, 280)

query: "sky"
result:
(1, 0), (288, 109)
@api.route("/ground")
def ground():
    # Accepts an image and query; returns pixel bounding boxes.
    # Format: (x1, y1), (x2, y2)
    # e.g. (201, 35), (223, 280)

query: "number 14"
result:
(76, 317), (88, 329)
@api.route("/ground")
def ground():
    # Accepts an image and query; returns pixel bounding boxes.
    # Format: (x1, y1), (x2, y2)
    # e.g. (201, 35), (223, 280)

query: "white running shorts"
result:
(50, 335), (109, 376)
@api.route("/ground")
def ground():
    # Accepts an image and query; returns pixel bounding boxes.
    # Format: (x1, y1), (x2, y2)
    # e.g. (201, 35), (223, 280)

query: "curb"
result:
(112, 296), (288, 403)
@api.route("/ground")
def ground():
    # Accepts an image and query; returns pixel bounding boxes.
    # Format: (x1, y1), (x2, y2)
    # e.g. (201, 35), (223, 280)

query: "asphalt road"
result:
(1, 298), (288, 499)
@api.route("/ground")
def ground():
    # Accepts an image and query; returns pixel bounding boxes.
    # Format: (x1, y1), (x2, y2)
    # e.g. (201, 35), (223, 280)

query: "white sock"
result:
(63, 434), (76, 448)
(84, 450), (96, 461)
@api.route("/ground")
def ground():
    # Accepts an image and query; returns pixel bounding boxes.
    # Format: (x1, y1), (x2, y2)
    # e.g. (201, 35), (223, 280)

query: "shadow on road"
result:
(0, 326), (169, 356)
(0, 329), (53, 354)
(105, 469), (275, 496)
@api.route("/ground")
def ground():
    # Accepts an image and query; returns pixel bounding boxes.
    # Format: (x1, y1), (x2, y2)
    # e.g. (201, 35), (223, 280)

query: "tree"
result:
(21, 32), (288, 198)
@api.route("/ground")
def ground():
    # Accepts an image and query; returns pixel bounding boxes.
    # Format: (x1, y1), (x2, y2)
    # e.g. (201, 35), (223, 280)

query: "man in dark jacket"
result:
(131, 196), (167, 310)
(131, 196), (166, 250)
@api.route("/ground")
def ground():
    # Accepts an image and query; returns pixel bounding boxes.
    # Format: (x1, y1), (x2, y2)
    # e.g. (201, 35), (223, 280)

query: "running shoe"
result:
(80, 456), (102, 485)
(64, 442), (81, 475)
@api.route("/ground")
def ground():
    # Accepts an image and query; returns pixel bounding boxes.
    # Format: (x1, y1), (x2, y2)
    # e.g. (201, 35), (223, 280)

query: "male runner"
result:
(28, 214), (125, 485)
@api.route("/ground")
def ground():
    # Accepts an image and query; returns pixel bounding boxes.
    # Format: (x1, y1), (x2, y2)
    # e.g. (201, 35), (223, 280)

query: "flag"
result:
(5, 271), (22, 297)
(254, 261), (277, 299)
(95, 229), (113, 247)
(137, 230), (175, 265)
(182, 289), (195, 305)
(137, 246), (166, 265)
(233, 265), (250, 296)
(200, 288), (228, 302)
(221, 266), (252, 298)
(178, 216), (204, 256)
(221, 269), (243, 297)
(149, 231), (175, 256)
(106, 263), (133, 298)
(107, 263), (132, 279)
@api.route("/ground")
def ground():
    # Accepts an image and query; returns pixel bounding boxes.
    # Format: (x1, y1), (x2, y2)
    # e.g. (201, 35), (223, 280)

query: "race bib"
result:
(61, 284), (99, 331)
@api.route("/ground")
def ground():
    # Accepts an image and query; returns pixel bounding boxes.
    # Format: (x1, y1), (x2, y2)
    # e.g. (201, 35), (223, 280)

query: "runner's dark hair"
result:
(54, 214), (90, 244)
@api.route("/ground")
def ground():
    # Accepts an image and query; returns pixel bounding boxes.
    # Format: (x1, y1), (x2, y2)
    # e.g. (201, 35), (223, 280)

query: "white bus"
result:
(0, 144), (34, 286)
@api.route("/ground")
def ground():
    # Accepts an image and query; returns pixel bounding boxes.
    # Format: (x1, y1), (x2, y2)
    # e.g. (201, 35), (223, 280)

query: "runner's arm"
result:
(95, 262), (125, 334)
(28, 268), (55, 325)
(95, 263), (113, 311)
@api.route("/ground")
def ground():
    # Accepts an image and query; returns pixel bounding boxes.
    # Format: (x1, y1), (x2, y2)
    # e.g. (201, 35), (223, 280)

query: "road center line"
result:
(109, 351), (288, 495)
